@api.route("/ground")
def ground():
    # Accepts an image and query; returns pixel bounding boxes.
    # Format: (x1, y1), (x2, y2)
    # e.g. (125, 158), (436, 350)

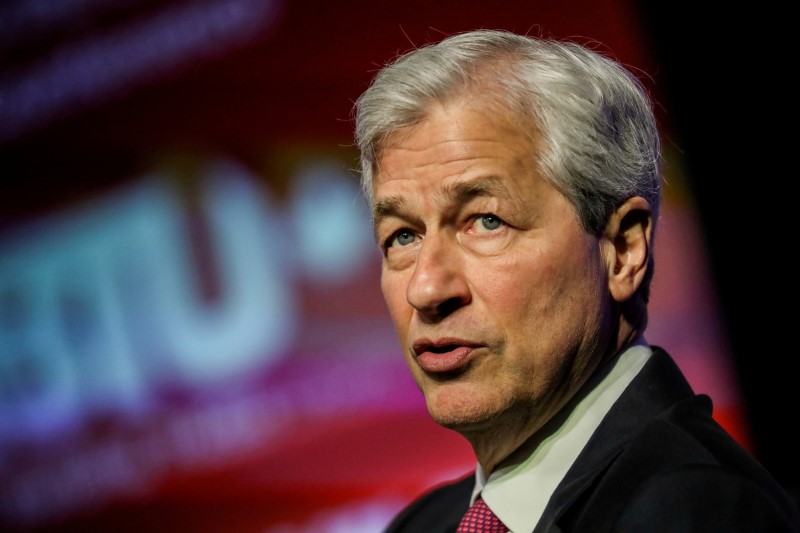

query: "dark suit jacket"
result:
(385, 347), (800, 532)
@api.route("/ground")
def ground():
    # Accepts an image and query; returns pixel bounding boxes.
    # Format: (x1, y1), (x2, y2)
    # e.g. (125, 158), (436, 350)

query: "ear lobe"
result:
(606, 196), (652, 303)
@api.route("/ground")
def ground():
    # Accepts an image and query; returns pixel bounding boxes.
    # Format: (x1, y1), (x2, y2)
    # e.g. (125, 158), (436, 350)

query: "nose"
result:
(406, 233), (471, 321)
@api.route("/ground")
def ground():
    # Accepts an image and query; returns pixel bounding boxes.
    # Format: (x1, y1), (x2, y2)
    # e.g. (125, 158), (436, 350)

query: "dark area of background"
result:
(639, 4), (798, 500)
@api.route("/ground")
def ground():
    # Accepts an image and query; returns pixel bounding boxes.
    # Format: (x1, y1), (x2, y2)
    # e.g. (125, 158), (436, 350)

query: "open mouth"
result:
(427, 343), (460, 354)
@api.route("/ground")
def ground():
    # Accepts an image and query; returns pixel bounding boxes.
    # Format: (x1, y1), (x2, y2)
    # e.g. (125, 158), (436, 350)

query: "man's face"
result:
(372, 101), (614, 438)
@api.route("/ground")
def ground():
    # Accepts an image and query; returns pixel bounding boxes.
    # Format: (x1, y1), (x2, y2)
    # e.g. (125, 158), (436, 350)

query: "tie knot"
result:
(456, 496), (509, 533)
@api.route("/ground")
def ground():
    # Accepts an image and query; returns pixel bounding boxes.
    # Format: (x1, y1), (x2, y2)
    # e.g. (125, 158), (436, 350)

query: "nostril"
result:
(437, 296), (466, 317)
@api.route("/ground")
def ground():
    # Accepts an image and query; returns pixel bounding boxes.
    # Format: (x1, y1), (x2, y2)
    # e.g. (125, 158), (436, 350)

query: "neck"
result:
(467, 326), (647, 474)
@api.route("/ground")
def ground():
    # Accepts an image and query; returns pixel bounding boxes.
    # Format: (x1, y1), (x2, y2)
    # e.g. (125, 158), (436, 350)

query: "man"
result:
(353, 29), (800, 532)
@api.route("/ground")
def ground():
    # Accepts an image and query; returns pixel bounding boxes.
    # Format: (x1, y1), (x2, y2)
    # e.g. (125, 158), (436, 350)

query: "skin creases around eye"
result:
(459, 214), (514, 257)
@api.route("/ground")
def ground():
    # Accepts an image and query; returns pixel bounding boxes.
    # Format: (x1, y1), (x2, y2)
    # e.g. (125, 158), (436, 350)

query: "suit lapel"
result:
(534, 348), (695, 531)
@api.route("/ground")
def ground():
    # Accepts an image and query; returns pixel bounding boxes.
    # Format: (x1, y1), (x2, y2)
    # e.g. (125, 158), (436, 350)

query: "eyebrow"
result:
(371, 175), (509, 235)
(372, 196), (406, 237)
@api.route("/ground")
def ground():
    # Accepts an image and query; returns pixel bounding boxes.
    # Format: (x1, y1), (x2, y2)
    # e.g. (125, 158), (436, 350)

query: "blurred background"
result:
(0, 1), (795, 531)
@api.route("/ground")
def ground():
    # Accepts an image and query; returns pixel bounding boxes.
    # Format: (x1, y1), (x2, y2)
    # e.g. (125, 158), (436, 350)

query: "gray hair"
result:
(353, 29), (662, 302)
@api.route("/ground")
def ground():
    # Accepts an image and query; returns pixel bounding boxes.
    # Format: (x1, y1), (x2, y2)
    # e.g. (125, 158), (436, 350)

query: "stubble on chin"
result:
(423, 380), (517, 432)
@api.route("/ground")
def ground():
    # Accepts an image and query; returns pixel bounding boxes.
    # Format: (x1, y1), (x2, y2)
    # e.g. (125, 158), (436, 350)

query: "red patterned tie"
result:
(456, 496), (509, 532)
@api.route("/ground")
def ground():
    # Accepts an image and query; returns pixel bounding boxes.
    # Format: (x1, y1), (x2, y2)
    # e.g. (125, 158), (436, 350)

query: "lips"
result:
(412, 337), (483, 373)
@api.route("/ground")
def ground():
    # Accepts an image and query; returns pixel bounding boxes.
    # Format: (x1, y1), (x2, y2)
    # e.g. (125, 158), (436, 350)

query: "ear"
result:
(604, 196), (653, 303)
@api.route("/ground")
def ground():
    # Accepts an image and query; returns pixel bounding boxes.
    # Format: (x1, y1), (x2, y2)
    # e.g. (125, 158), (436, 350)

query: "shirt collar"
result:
(468, 339), (652, 532)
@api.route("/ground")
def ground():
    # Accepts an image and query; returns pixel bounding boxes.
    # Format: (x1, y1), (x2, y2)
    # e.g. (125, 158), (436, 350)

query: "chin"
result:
(424, 385), (505, 431)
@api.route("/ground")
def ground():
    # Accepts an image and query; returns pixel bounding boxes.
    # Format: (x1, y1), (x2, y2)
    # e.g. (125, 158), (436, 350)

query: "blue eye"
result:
(478, 214), (503, 231)
(389, 229), (417, 247)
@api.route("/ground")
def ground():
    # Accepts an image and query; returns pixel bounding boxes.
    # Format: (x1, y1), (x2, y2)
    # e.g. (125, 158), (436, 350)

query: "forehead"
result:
(373, 101), (540, 199)
(369, 101), (567, 237)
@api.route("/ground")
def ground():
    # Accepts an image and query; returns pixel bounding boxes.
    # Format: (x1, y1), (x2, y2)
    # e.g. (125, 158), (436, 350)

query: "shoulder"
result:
(623, 410), (798, 522)
(564, 388), (800, 531)
(554, 347), (800, 531)
(611, 464), (800, 531)
(384, 473), (474, 533)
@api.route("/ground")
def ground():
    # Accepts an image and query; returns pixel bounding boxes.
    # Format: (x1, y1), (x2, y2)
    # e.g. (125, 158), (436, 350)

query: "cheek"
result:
(381, 272), (412, 330)
(481, 250), (557, 308)
(486, 246), (602, 336)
